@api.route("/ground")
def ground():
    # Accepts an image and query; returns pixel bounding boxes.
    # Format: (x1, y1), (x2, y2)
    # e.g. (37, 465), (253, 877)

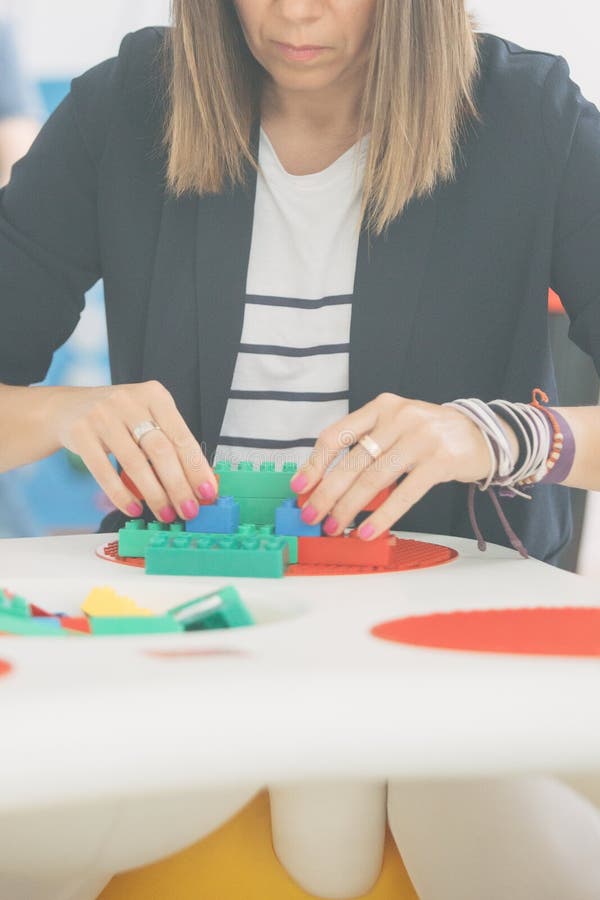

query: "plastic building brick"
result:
(296, 484), (394, 513)
(90, 616), (183, 636)
(0, 614), (67, 636)
(30, 603), (54, 617)
(60, 617), (91, 634)
(275, 498), (322, 537)
(118, 519), (185, 558)
(185, 496), (240, 534)
(236, 523), (298, 564)
(362, 485), (395, 512)
(236, 496), (284, 526)
(0, 589), (30, 618)
(214, 461), (298, 499)
(145, 533), (289, 578)
(297, 530), (394, 567)
(120, 469), (144, 501)
(168, 586), (255, 631)
(81, 586), (154, 618)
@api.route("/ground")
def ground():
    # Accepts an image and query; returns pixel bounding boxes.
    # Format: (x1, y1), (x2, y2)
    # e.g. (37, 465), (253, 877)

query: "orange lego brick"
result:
(60, 617), (92, 634)
(297, 530), (394, 567)
(296, 484), (394, 512)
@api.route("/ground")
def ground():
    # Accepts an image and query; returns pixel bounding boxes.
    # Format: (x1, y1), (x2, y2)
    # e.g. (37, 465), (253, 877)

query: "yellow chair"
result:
(100, 790), (417, 900)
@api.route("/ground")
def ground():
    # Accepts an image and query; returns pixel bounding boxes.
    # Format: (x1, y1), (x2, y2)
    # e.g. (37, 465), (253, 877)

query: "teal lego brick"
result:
(214, 461), (298, 499)
(168, 586), (255, 630)
(118, 519), (185, 558)
(237, 496), (283, 526)
(235, 523), (297, 562)
(145, 533), (289, 578)
(0, 589), (30, 618)
(0, 613), (68, 636)
(90, 616), (183, 636)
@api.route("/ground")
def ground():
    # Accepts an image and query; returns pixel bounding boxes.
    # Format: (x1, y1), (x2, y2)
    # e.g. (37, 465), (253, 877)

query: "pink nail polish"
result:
(359, 523), (376, 540)
(126, 501), (143, 517)
(160, 506), (177, 524)
(181, 499), (199, 519)
(324, 516), (338, 535)
(198, 481), (216, 500)
(291, 472), (308, 493)
(301, 504), (318, 524)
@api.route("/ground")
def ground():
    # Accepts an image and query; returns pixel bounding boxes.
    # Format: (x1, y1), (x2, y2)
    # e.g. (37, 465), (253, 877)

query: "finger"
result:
(93, 416), (180, 523)
(74, 436), (147, 520)
(356, 464), (441, 540)
(105, 390), (204, 521)
(290, 399), (382, 494)
(297, 419), (410, 531)
(148, 388), (217, 501)
(129, 426), (202, 522)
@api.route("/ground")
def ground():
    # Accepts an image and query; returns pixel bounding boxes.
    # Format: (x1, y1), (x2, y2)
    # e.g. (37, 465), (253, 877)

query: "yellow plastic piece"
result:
(99, 790), (417, 900)
(81, 587), (153, 618)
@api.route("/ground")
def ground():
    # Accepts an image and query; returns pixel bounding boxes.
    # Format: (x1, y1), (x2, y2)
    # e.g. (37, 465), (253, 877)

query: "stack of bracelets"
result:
(444, 389), (575, 559)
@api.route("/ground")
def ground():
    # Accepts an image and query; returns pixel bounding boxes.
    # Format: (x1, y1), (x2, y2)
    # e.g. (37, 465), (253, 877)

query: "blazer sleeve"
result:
(0, 40), (130, 385)
(547, 56), (600, 374)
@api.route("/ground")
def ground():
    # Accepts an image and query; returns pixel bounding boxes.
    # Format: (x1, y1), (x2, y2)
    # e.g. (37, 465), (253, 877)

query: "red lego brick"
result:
(288, 537), (457, 576)
(296, 484), (394, 512)
(362, 485), (395, 512)
(297, 530), (394, 567)
(60, 617), (92, 634)
(30, 603), (53, 617)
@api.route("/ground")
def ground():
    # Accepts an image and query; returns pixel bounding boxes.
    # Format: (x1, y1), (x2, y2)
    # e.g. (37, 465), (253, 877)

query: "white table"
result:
(1, 532), (599, 900)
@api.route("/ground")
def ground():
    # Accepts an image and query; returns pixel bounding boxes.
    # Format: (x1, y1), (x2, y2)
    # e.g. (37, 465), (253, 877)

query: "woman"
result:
(1, 3), (600, 896)
(0, 1), (599, 564)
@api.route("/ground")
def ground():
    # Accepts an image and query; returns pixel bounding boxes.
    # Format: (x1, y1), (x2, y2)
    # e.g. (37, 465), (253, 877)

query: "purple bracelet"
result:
(539, 408), (575, 484)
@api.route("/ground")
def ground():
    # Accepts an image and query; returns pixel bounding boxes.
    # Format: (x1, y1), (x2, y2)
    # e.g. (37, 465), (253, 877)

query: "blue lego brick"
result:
(214, 461), (298, 499)
(145, 533), (289, 578)
(168, 586), (255, 630)
(275, 498), (322, 537)
(118, 519), (185, 558)
(185, 496), (240, 534)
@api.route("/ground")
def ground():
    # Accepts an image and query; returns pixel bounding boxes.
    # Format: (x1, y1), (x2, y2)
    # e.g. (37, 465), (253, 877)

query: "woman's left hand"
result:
(289, 393), (518, 540)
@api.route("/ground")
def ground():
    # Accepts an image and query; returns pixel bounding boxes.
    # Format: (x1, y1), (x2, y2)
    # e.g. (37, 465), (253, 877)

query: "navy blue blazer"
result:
(1, 27), (599, 561)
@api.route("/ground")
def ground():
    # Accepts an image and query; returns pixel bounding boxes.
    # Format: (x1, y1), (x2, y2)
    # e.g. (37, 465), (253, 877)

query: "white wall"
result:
(470, 0), (600, 103)
(10, 0), (600, 106)
(12, 0), (170, 79)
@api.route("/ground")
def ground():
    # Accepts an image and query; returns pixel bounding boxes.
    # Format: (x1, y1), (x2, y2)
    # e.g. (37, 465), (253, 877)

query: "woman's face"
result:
(232, 0), (377, 94)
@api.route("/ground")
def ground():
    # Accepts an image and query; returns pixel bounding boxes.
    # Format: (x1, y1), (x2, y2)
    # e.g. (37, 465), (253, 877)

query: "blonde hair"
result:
(163, 0), (482, 236)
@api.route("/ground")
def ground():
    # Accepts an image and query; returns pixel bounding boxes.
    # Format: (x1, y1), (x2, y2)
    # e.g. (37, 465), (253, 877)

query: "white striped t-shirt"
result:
(214, 125), (370, 468)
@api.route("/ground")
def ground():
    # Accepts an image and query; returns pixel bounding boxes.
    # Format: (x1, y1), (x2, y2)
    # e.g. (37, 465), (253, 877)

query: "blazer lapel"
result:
(141, 190), (203, 439)
(350, 190), (438, 411)
(142, 121), (260, 460)
(195, 119), (261, 464)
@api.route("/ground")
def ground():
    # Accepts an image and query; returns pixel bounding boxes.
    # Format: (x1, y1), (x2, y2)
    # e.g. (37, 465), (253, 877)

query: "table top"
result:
(0, 531), (599, 813)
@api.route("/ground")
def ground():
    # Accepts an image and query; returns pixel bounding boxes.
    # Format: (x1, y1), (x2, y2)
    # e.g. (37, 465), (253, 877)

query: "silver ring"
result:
(131, 420), (161, 445)
(358, 433), (382, 460)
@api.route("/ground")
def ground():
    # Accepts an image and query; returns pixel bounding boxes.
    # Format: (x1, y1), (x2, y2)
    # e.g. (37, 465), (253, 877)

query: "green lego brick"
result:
(237, 496), (283, 526)
(214, 461), (298, 499)
(235, 524), (297, 562)
(90, 616), (183, 635)
(0, 613), (68, 636)
(168, 586), (255, 630)
(0, 589), (30, 618)
(118, 519), (185, 558)
(145, 533), (289, 578)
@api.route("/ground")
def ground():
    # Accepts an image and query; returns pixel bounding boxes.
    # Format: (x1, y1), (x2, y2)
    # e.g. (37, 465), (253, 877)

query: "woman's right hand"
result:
(52, 380), (217, 523)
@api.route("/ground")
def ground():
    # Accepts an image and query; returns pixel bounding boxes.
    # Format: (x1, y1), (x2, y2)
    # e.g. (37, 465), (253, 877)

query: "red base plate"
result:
(97, 536), (457, 576)
(372, 607), (600, 657)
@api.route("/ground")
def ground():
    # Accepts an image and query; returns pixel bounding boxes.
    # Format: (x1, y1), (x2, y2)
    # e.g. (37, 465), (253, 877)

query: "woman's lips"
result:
(274, 42), (329, 62)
